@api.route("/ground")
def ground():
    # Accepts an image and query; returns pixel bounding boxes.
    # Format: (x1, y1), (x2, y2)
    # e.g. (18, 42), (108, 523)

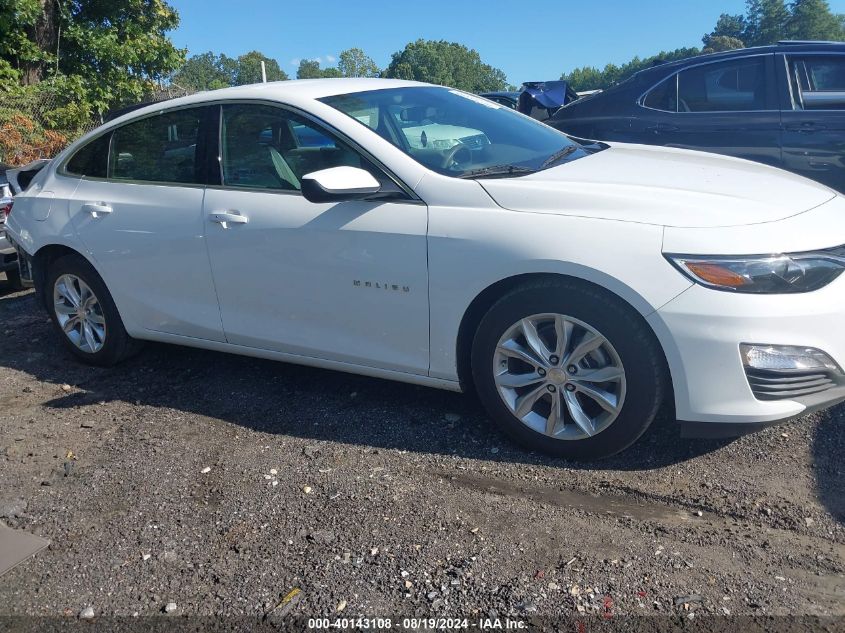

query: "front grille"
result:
(745, 368), (836, 400)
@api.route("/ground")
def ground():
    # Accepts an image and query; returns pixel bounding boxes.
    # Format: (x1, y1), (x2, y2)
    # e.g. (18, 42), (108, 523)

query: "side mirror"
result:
(301, 166), (381, 203)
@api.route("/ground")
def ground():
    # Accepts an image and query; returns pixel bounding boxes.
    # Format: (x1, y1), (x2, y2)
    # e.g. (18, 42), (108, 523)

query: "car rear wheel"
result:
(47, 254), (138, 366)
(471, 279), (666, 459)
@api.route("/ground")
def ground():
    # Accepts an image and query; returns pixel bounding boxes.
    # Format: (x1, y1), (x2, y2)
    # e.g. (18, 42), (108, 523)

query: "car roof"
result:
(106, 78), (430, 127)
(633, 41), (845, 82)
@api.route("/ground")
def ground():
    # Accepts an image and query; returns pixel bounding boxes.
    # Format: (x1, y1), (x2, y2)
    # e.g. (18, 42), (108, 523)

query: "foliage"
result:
(384, 39), (507, 92)
(0, 110), (67, 164)
(296, 58), (345, 79)
(787, 0), (845, 40)
(171, 51), (231, 91)
(561, 48), (701, 91)
(231, 51), (288, 85)
(702, 35), (746, 53)
(338, 47), (380, 78)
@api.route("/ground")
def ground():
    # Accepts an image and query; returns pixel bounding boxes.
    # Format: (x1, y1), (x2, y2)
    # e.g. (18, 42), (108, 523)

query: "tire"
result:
(5, 267), (24, 291)
(471, 279), (667, 460)
(46, 254), (139, 366)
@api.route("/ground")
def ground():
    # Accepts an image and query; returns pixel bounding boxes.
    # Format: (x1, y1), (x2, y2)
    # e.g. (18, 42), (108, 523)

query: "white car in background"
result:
(6, 79), (845, 459)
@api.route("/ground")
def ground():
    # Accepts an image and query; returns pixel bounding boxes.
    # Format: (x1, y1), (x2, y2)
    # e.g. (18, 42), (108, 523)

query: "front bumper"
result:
(647, 278), (845, 428)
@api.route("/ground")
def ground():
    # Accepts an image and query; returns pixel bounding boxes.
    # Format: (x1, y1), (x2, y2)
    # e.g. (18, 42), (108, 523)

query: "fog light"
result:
(740, 344), (841, 373)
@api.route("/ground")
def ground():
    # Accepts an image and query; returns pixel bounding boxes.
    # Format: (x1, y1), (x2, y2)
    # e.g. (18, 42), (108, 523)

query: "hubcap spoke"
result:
(575, 366), (624, 383)
(565, 331), (604, 366)
(57, 278), (81, 308)
(563, 390), (596, 437)
(520, 318), (553, 361)
(572, 382), (620, 414)
(514, 383), (547, 419)
(545, 390), (564, 436)
(62, 316), (79, 333)
(497, 338), (545, 368)
(493, 312), (626, 441)
(553, 315), (573, 360)
(495, 370), (545, 389)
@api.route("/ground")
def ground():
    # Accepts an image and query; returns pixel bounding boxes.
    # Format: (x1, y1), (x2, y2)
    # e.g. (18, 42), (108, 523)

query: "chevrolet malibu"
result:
(6, 79), (845, 459)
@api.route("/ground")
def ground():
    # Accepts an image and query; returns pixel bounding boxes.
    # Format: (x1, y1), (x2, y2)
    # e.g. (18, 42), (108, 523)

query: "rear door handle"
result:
(81, 203), (113, 219)
(210, 211), (249, 229)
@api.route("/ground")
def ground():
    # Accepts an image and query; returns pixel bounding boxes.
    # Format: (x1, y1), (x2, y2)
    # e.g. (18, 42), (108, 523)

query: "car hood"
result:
(478, 143), (836, 228)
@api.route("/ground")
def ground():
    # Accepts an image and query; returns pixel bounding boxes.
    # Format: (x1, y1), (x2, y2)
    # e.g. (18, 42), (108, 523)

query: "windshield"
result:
(320, 86), (588, 178)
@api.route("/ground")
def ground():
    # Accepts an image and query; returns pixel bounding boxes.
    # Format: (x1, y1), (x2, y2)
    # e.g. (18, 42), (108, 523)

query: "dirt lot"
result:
(0, 275), (843, 629)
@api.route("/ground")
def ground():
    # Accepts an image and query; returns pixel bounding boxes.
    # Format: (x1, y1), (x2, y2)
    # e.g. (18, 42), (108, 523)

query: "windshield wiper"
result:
(540, 145), (580, 169)
(457, 164), (537, 179)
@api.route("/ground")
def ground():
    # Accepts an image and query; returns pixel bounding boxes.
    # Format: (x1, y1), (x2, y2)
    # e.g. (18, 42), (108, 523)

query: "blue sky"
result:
(169, 0), (845, 84)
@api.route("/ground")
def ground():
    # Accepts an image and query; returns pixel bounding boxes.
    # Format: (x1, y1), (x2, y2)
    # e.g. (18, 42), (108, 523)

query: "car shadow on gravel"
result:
(3, 291), (737, 472)
(812, 409), (845, 524)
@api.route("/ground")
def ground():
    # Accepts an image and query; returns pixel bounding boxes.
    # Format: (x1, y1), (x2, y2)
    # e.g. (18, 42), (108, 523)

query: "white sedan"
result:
(6, 79), (845, 459)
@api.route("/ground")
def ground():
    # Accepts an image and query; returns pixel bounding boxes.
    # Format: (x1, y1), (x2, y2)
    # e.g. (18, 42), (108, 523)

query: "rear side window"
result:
(789, 56), (845, 110)
(65, 134), (110, 178)
(677, 57), (768, 112)
(109, 108), (204, 184)
(642, 76), (678, 111)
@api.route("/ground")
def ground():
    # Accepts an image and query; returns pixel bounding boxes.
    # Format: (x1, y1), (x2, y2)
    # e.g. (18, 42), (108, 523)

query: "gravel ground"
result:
(0, 276), (843, 629)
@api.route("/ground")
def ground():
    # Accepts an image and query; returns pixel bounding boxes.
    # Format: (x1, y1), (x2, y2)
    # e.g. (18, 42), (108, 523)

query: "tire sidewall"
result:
(472, 283), (663, 459)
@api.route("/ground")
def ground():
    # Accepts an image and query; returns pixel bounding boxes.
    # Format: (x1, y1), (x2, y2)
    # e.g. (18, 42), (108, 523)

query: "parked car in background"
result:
(6, 79), (845, 459)
(479, 91), (520, 109)
(518, 81), (579, 120)
(0, 165), (23, 289)
(549, 41), (845, 193)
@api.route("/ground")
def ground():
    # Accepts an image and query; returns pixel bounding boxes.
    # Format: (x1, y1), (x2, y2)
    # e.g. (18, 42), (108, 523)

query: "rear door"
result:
(640, 54), (782, 168)
(67, 106), (225, 341)
(779, 52), (845, 193)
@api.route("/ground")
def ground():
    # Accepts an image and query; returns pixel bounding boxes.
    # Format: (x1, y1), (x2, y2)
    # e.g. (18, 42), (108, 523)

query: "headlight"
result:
(665, 245), (845, 293)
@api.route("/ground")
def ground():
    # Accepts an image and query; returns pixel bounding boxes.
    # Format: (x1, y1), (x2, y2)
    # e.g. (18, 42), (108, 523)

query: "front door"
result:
(69, 106), (225, 341)
(203, 103), (429, 374)
(780, 52), (845, 193)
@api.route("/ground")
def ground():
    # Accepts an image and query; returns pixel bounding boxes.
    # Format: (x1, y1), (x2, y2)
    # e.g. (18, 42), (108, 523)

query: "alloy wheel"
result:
(493, 313), (626, 441)
(53, 274), (107, 354)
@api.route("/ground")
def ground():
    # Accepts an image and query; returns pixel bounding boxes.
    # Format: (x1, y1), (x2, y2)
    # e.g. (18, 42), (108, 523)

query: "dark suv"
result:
(549, 41), (845, 192)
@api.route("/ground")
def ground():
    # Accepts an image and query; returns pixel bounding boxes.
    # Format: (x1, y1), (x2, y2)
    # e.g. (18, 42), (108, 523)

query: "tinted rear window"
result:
(65, 134), (111, 178)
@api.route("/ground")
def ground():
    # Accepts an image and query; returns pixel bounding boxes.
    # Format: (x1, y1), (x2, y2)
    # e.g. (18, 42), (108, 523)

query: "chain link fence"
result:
(0, 84), (195, 166)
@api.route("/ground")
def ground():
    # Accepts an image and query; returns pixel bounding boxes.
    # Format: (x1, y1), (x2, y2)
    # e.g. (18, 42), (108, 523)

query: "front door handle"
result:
(81, 203), (113, 219)
(210, 211), (249, 229)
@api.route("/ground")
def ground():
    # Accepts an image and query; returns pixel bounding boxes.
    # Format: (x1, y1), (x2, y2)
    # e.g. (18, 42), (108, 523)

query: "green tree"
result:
(338, 47), (380, 78)
(786, 0), (845, 40)
(744, 0), (790, 45)
(320, 66), (343, 78)
(0, 0), (185, 114)
(707, 13), (748, 41)
(296, 58), (322, 79)
(384, 39), (507, 92)
(702, 35), (746, 53)
(233, 51), (288, 85)
(172, 52), (231, 91)
(561, 48), (700, 91)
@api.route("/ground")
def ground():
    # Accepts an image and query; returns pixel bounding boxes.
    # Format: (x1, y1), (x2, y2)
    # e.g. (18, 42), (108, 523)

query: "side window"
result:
(642, 76), (678, 112)
(677, 57), (768, 112)
(789, 56), (845, 110)
(65, 133), (111, 178)
(109, 108), (203, 184)
(220, 104), (376, 192)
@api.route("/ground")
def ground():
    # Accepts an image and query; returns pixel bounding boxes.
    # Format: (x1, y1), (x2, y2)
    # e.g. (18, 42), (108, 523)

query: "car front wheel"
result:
(471, 279), (666, 459)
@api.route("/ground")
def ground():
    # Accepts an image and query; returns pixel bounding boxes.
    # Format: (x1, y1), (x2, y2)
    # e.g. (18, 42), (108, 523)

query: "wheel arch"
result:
(455, 272), (675, 413)
(31, 243), (93, 312)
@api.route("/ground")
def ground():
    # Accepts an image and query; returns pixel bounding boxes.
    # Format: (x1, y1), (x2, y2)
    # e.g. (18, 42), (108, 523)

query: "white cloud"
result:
(325, 55), (336, 63)
(290, 58), (300, 66)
